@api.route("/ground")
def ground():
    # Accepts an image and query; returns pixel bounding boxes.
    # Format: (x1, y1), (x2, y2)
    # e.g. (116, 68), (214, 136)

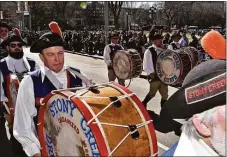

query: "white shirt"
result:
(103, 43), (124, 66)
(143, 44), (161, 75)
(13, 66), (89, 156)
(174, 131), (219, 156)
(168, 41), (181, 50)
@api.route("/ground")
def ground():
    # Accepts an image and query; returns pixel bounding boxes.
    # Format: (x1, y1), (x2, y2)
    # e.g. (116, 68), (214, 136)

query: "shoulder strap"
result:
(149, 47), (157, 66)
(67, 67), (92, 87)
(171, 43), (178, 50)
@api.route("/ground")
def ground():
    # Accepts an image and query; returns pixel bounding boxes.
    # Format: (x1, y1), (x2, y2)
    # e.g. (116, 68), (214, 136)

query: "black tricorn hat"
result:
(0, 22), (12, 31)
(111, 32), (119, 38)
(160, 59), (226, 119)
(150, 33), (163, 41)
(30, 32), (65, 53)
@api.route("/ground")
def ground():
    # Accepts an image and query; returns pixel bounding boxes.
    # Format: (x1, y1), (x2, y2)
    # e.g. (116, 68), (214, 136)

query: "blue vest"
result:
(0, 57), (36, 103)
(30, 67), (83, 130)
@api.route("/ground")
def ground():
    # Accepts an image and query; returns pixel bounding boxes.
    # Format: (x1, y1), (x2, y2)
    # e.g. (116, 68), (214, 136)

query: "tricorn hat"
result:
(150, 33), (163, 41)
(30, 21), (65, 53)
(160, 59), (226, 119)
(0, 22), (12, 31)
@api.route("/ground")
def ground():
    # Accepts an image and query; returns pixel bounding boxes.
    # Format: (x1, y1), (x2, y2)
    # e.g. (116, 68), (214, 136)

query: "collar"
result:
(5, 56), (31, 72)
(40, 66), (67, 82)
(174, 130), (219, 156)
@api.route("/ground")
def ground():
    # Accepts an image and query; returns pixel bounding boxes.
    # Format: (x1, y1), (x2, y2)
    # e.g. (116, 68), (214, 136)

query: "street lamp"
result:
(148, 6), (157, 26)
(126, 12), (128, 34)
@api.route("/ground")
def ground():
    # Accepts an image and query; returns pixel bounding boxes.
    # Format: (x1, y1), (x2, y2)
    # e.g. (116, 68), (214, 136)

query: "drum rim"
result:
(38, 91), (109, 156)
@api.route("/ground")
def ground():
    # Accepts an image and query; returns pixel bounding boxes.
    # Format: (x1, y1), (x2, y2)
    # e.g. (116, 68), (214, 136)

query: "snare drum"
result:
(156, 49), (192, 85)
(38, 82), (158, 156)
(112, 49), (143, 80)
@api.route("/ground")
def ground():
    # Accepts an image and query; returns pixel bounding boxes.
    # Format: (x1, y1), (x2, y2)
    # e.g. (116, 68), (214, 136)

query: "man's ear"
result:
(39, 53), (44, 63)
(192, 114), (211, 137)
(6, 46), (9, 52)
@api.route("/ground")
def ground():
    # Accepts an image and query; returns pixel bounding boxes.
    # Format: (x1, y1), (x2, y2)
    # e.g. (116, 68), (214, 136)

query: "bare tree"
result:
(108, 1), (124, 29)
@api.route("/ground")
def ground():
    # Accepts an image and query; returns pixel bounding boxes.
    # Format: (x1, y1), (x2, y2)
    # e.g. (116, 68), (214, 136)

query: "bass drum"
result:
(182, 47), (199, 68)
(38, 82), (158, 156)
(112, 49), (142, 80)
(156, 49), (192, 85)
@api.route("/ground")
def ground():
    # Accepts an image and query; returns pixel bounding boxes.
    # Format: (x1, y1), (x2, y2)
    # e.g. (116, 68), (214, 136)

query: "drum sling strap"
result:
(149, 47), (159, 82)
(45, 68), (92, 90)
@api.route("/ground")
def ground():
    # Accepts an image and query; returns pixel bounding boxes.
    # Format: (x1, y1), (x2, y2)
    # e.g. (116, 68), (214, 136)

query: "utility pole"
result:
(104, 2), (109, 45)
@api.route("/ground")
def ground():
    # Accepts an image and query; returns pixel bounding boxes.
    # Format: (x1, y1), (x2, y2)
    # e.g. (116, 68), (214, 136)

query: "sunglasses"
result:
(10, 43), (22, 48)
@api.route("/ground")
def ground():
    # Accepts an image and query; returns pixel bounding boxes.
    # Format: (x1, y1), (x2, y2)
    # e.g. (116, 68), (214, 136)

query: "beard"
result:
(9, 50), (24, 59)
(210, 126), (226, 156)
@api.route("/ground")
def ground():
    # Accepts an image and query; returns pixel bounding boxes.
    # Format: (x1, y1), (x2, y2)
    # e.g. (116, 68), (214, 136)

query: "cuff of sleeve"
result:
(24, 142), (40, 157)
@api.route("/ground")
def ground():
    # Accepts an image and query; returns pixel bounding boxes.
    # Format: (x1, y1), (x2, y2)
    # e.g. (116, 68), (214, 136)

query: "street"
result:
(24, 47), (180, 155)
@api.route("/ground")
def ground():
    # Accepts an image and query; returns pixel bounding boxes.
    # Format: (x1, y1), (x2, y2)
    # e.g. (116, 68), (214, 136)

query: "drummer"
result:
(142, 34), (168, 108)
(160, 59), (226, 156)
(13, 26), (92, 157)
(0, 29), (38, 157)
(103, 32), (125, 86)
(168, 32), (181, 50)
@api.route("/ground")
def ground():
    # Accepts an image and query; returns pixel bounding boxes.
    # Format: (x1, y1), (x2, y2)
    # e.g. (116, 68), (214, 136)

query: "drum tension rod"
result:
(128, 125), (140, 140)
(109, 97), (122, 108)
(88, 86), (100, 94)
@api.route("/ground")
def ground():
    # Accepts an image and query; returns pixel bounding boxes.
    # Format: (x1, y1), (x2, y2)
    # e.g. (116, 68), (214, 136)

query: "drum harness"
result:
(51, 82), (158, 157)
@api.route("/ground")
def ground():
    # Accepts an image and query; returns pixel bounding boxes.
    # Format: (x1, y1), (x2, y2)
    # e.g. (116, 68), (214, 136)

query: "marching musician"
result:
(0, 22), (12, 59)
(161, 59), (226, 156)
(0, 29), (39, 156)
(142, 34), (168, 108)
(13, 25), (92, 157)
(103, 32), (125, 86)
(168, 32), (181, 50)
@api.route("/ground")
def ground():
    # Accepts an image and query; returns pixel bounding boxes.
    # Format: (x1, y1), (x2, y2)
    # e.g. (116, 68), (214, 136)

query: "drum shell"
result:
(113, 49), (142, 80)
(38, 83), (157, 156)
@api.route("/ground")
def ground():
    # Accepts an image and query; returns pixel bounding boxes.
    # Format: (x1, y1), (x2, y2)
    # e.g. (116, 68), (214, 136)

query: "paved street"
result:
(23, 47), (180, 155)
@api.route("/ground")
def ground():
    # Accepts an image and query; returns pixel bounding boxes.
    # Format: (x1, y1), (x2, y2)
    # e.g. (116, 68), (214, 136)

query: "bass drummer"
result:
(0, 29), (39, 157)
(103, 32), (125, 86)
(142, 34), (169, 109)
(13, 24), (92, 157)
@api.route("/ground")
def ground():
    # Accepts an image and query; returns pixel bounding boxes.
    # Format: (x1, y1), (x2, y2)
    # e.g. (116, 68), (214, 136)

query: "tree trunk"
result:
(114, 16), (120, 30)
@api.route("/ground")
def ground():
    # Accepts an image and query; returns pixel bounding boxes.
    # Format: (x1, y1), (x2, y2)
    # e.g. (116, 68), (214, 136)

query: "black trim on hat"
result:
(30, 32), (65, 53)
(160, 70), (226, 119)
(0, 22), (12, 31)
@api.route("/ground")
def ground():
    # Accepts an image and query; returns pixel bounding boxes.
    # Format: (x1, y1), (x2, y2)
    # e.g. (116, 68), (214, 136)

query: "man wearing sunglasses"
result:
(0, 30), (39, 157)
(103, 32), (125, 86)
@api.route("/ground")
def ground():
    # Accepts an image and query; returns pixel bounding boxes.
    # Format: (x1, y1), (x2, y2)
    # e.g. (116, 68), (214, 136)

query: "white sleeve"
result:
(103, 45), (112, 65)
(143, 49), (154, 75)
(13, 75), (41, 156)
(0, 71), (8, 102)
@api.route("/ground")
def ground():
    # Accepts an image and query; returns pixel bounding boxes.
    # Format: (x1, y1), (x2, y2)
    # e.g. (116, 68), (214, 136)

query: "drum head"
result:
(156, 50), (183, 85)
(38, 92), (107, 156)
(113, 50), (131, 80)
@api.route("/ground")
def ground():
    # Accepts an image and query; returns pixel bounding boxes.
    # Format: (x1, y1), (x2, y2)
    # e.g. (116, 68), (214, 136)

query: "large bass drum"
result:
(156, 49), (192, 85)
(112, 49), (142, 80)
(38, 82), (158, 156)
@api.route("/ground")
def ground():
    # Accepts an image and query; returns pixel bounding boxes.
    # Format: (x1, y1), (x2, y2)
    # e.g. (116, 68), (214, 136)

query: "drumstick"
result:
(201, 30), (226, 59)
(49, 21), (62, 36)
